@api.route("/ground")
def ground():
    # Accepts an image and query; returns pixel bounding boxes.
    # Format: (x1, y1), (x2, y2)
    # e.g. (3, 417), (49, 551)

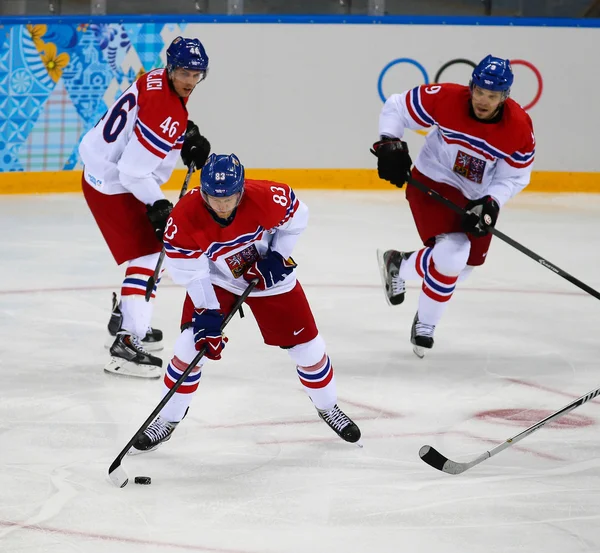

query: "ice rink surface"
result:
(1, 189), (600, 553)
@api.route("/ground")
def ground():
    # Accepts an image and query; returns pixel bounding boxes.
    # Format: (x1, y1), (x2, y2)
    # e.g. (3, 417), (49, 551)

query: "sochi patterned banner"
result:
(0, 21), (188, 172)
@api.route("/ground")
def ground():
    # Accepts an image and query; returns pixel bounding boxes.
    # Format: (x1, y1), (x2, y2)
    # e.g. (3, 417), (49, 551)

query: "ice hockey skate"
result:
(105, 292), (164, 351)
(411, 313), (435, 359)
(376, 249), (413, 306)
(317, 404), (362, 446)
(129, 415), (179, 455)
(104, 332), (163, 379)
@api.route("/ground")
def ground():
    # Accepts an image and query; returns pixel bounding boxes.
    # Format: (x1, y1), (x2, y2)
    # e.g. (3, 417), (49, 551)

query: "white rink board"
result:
(172, 24), (600, 171)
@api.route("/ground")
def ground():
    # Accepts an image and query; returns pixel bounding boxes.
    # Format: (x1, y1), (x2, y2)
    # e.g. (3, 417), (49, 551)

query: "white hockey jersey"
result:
(379, 83), (536, 207)
(79, 68), (188, 205)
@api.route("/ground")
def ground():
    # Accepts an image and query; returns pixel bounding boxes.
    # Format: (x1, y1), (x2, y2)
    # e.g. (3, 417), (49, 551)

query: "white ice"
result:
(1, 189), (600, 553)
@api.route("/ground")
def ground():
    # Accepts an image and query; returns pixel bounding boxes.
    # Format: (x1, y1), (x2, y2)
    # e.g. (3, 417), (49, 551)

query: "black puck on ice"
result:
(134, 476), (151, 485)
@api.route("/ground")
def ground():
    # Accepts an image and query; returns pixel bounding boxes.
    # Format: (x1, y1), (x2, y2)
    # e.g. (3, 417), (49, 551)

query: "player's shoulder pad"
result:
(415, 82), (468, 99)
(170, 187), (202, 222)
(503, 98), (535, 147)
(244, 179), (296, 228)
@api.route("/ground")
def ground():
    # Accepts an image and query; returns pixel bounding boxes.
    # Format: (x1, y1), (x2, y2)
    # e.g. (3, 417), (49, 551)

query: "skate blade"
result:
(104, 358), (162, 379)
(127, 445), (159, 456)
(412, 345), (426, 359)
(104, 335), (164, 352)
(355, 439), (364, 448)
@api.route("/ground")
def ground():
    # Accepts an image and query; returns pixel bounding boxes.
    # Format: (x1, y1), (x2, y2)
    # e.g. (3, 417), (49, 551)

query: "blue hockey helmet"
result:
(166, 36), (209, 74)
(201, 153), (245, 198)
(470, 55), (513, 97)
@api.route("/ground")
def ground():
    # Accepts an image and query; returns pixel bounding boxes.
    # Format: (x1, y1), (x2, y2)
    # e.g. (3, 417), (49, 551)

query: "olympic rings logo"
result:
(377, 58), (543, 111)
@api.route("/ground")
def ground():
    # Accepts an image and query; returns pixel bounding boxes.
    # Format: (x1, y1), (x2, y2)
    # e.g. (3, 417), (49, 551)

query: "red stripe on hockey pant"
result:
(126, 266), (156, 278)
(422, 282), (453, 303)
(298, 366), (334, 389)
(427, 259), (459, 286)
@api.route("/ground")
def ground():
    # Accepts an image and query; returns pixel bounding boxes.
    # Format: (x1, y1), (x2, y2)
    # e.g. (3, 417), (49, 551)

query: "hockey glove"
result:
(192, 308), (227, 360)
(462, 195), (500, 237)
(370, 137), (412, 188)
(181, 120), (211, 169)
(146, 199), (174, 241)
(243, 250), (297, 290)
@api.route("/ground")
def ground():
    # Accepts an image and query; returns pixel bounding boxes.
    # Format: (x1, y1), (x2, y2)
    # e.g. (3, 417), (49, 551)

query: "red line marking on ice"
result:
(341, 398), (404, 419)
(0, 520), (258, 552)
(507, 378), (600, 406)
(205, 414), (385, 430)
(0, 282), (589, 298)
(257, 429), (564, 460)
(454, 430), (565, 461)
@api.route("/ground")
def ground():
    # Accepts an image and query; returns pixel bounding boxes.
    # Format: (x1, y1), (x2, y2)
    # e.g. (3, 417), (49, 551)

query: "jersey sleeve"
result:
(260, 183), (308, 259)
(487, 115), (536, 207)
(379, 85), (438, 138)
(163, 195), (219, 310)
(117, 82), (187, 205)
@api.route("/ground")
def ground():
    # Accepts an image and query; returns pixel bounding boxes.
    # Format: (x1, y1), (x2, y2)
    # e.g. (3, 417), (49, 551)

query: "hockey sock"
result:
(418, 257), (458, 327)
(296, 354), (337, 411)
(120, 252), (161, 338)
(399, 247), (431, 281)
(160, 355), (202, 422)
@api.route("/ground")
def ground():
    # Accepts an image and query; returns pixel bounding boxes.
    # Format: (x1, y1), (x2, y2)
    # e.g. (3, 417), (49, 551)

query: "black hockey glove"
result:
(370, 137), (412, 188)
(181, 120), (211, 169)
(146, 199), (174, 241)
(462, 195), (500, 237)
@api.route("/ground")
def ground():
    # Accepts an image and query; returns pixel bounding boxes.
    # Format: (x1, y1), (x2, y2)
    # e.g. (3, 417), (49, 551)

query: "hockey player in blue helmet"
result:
(165, 36), (209, 99)
(372, 53), (534, 357)
(165, 36), (211, 171)
(129, 152), (362, 452)
(469, 54), (514, 121)
(200, 153), (245, 223)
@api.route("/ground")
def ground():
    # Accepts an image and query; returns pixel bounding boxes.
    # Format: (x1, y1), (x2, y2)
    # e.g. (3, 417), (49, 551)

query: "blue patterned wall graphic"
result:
(0, 21), (186, 172)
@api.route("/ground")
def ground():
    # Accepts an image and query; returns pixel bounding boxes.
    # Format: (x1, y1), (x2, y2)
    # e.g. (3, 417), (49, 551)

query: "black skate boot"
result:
(129, 415), (179, 455)
(104, 332), (163, 379)
(410, 313), (435, 359)
(106, 292), (163, 351)
(376, 249), (413, 306)
(317, 404), (362, 445)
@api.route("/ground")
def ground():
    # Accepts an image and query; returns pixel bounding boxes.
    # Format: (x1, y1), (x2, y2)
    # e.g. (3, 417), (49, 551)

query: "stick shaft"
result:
(144, 162), (196, 301)
(108, 279), (257, 479)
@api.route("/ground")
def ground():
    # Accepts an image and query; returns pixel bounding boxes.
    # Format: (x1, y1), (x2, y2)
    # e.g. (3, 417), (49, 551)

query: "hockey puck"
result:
(134, 476), (151, 485)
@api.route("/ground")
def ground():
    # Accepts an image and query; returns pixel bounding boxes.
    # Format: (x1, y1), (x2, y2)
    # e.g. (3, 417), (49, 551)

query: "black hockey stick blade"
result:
(418, 445), (449, 471)
(108, 278), (258, 488)
(418, 445), (486, 475)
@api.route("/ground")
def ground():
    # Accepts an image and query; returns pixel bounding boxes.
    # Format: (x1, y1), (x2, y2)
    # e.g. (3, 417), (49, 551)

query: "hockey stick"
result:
(419, 385), (600, 474)
(144, 161), (196, 302)
(406, 175), (600, 301)
(109, 278), (258, 488)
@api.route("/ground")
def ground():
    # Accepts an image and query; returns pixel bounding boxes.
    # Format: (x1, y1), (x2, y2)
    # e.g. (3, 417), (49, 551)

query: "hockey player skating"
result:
(80, 36), (212, 378)
(129, 153), (361, 452)
(372, 55), (535, 357)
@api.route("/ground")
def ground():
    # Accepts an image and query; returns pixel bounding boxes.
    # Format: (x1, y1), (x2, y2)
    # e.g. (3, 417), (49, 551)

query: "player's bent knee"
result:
(287, 334), (327, 367)
(433, 232), (471, 275)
